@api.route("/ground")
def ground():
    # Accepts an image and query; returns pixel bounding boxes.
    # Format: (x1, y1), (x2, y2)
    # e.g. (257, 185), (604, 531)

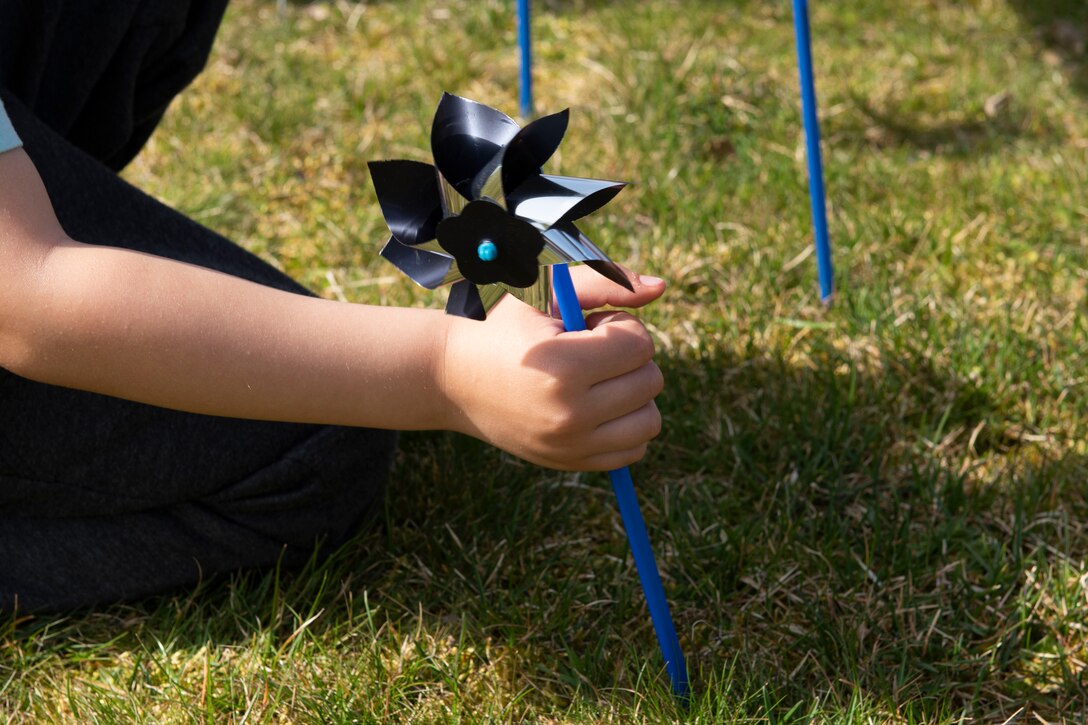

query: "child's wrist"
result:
(431, 311), (468, 435)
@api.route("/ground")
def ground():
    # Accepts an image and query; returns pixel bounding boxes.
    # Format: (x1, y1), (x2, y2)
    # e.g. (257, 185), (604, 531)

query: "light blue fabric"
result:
(0, 97), (22, 154)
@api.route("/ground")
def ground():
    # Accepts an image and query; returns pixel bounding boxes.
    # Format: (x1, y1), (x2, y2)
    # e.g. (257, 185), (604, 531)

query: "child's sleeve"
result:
(0, 97), (22, 154)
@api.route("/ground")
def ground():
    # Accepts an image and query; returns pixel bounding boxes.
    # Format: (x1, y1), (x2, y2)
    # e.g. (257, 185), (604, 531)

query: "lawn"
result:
(3, 0), (1088, 721)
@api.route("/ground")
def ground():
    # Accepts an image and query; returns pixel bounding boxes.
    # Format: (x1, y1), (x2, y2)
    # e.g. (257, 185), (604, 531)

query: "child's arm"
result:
(0, 148), (664, 471)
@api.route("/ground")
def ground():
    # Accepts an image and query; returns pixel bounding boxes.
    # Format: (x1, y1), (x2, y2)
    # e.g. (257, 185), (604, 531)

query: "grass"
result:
(3, 0), (1088, 721)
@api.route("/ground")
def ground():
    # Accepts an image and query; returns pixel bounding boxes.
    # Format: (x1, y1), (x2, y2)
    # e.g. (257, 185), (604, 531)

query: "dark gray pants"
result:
(0, 93), (397, 612)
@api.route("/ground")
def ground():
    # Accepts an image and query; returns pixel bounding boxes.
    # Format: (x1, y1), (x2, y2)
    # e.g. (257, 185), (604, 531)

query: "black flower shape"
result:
(368, 93), (633, 320)
(436, 200), (544, 287)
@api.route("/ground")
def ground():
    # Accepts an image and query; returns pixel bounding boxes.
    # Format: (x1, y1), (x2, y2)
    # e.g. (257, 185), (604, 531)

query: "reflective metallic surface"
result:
(478, 281), (507, 313)
(473, 160), (507, 209)
(543, 225), (633, 291)
(509, 175), (627, 231)
(541, 224), (606, 263)
(436, 172), (469, 218)
(499, 264), (552, 314)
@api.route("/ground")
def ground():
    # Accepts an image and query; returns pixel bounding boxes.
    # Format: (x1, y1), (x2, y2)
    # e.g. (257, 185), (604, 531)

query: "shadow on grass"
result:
(822, 89), (1062, 157)
(2, 345), (1084, 720)
(1008, 0), (1088, 96)
(822, 2), (1088, 157)
(653, 346), (1087, 720)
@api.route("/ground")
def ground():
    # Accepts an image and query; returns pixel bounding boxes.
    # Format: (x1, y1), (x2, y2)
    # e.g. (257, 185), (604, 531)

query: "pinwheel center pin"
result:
(477, 240), (498, 261)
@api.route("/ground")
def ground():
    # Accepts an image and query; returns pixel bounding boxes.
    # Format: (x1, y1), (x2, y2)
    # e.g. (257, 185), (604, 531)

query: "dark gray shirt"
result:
(0, 0), (228, 170)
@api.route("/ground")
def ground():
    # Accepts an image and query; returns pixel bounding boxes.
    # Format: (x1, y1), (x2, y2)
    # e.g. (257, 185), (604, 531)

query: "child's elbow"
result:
(0, 148), (77, 379)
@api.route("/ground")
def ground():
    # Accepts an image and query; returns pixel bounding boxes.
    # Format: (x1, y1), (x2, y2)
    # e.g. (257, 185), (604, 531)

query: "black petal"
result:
(436, 200), (545, 288)
(368, 160), (443, 246)
(500, 109), (569, 198)
(431, 93), (520, 199)
(446, 280), (487, 321)
(584, 259), (635, 292)
(379, 237), (456, 290)
(507, 174), (626, 230)
(542, 222), (635, 292)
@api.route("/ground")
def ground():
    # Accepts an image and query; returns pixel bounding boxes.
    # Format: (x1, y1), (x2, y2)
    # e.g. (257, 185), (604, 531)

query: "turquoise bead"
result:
(477, 240), (498, 261)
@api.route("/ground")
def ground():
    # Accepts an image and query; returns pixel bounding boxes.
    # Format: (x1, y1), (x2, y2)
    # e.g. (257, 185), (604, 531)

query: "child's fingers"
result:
(556, 311), (655, 381)
(590, 401), (663, 451)
(576, 442), (651, 472)
(566, 263), (665, 310)
(549, 395), (660, 467)
(585, 361), (665, 421)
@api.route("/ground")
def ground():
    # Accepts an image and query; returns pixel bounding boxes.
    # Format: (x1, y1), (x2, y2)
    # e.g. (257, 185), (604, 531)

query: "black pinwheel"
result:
(368, 93), (632, 320)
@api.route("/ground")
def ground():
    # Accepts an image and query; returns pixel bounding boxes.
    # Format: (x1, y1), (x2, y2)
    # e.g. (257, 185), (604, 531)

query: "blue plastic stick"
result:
(551, 263), (690, 699)
(791, 0), (834, 302)
(516, 0), (534, 118)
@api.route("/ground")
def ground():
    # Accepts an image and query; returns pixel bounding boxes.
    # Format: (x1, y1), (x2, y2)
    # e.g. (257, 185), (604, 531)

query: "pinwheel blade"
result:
(508, 175), (627, 231)
(584, 259), (634, 291)
(500, 109), (569, 196)
(432, 93), (521, 200)
(542, 224), (634, 292)
(540, 224), (599, 263)
(445, 279), (507, 320)
(380, 237), (462, 290)
(445, 279), (486, 320)
(368, 160), (444, 247)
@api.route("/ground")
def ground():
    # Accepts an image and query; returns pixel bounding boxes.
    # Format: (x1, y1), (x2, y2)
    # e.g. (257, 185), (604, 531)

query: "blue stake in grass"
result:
(516, 0), (534, 118)
(552, 262), (690, 700)
(791, 0), (834, 302)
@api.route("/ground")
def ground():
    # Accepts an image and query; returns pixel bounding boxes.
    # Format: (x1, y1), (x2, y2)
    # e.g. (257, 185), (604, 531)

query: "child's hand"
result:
(438, 267), (666, 471)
